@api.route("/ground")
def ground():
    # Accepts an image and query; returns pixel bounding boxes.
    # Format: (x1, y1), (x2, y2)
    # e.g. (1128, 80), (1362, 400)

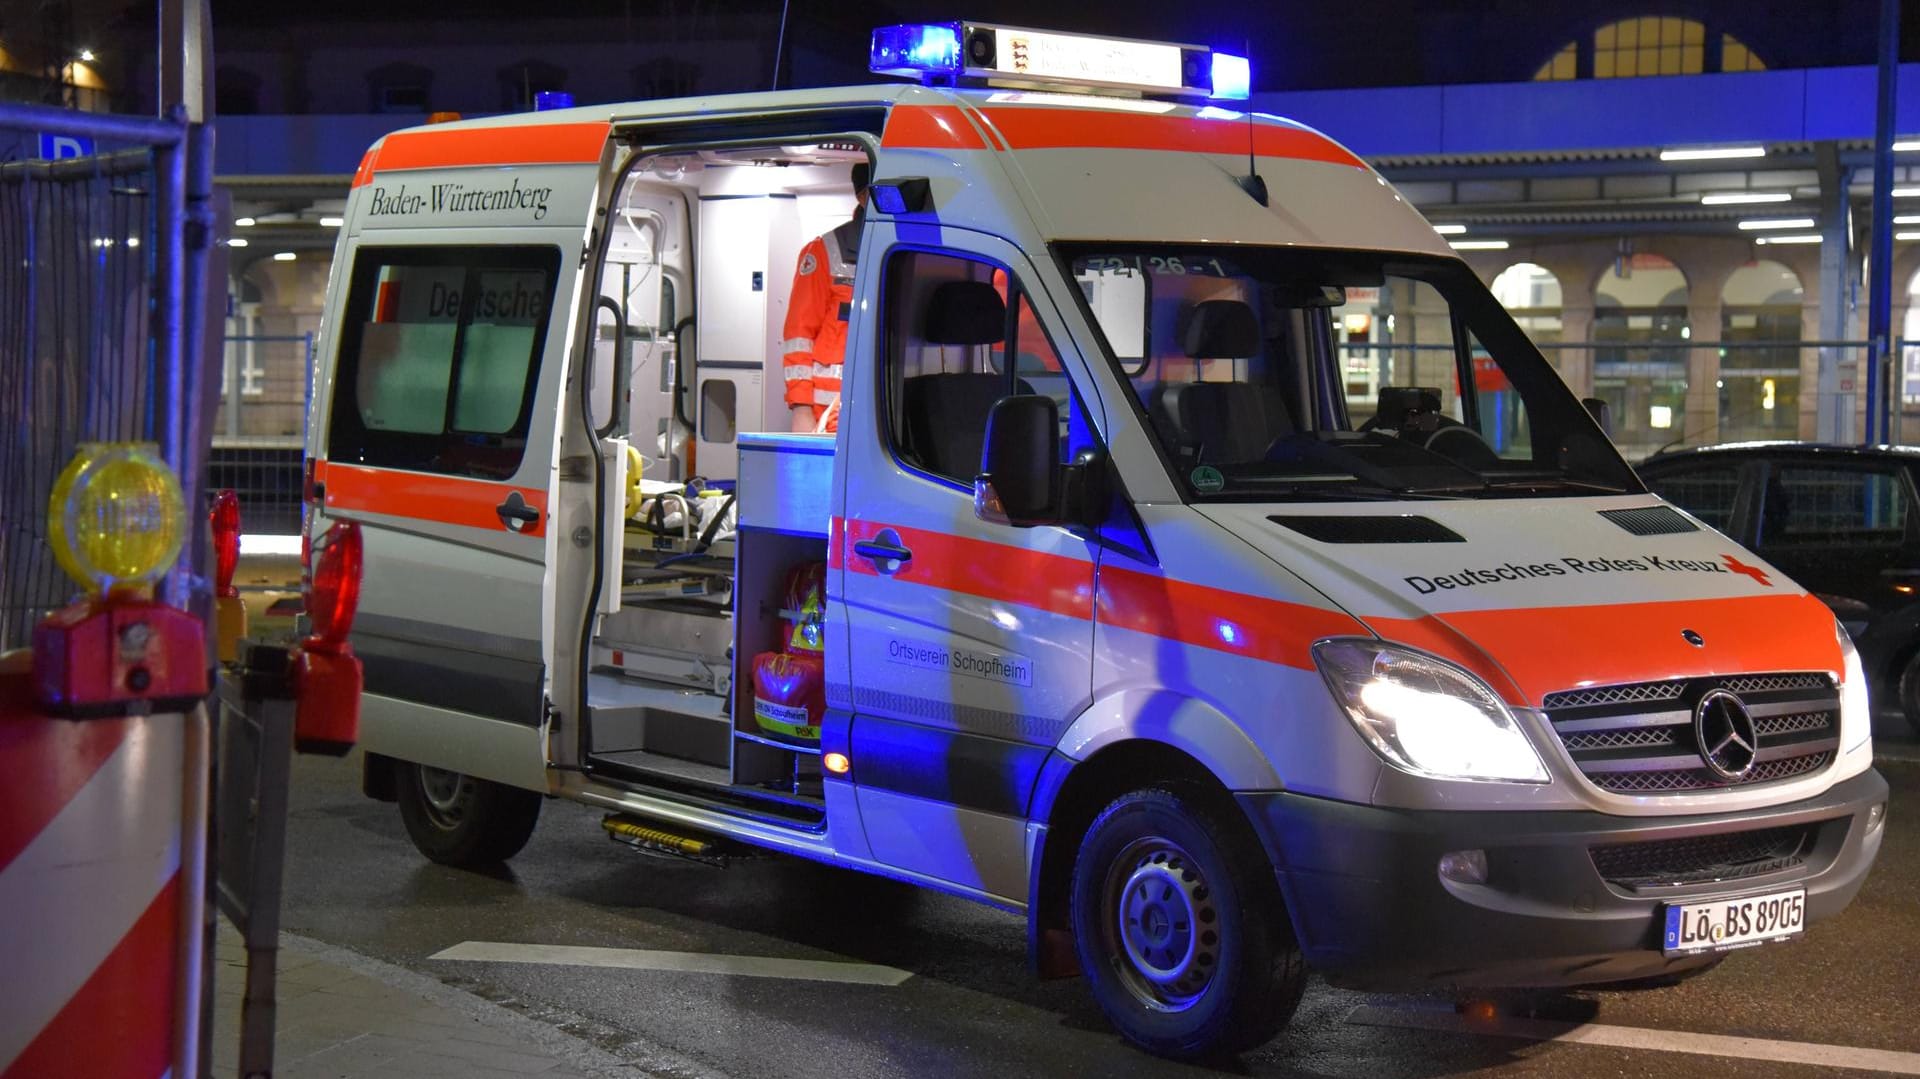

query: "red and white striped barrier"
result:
(0, 669), (208, 1079)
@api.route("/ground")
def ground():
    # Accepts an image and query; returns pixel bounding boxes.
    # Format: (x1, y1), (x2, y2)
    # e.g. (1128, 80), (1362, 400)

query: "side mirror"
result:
(975, 395), (1061, 528)
(1582, 396), (1613, 438)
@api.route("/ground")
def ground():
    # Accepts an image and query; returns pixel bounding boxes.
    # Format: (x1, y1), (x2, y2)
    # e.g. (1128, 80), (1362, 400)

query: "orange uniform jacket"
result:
(781, 217), (861, 429)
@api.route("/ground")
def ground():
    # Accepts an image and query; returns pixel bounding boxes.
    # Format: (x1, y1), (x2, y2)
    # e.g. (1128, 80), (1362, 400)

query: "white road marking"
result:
(429, 940), (913, 986)
(1350, 1004), (1920, 1076)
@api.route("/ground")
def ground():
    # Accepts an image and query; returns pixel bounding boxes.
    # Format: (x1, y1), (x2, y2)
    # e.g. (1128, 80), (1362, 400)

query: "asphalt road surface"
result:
(266, 735), (1920, 1079)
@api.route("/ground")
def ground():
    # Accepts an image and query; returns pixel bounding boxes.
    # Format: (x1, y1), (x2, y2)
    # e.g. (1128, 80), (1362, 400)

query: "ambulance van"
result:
(304, 23), (1888, 1059)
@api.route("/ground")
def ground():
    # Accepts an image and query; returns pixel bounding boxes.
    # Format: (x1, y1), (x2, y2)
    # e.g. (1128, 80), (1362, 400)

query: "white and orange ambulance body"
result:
(303, 23), (1887, 1059)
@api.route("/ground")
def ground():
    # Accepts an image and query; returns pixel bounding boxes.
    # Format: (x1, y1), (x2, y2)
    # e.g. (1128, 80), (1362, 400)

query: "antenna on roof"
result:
(772, 0), (793, 90)
(1236, 35), (1268, 206)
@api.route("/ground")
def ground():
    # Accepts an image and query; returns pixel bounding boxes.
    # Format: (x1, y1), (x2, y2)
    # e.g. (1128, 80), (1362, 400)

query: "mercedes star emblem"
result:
(1693, 689), (1760, 781)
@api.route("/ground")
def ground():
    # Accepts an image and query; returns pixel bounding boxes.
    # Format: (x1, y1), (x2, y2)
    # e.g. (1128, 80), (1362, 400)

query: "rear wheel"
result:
(1069, 786), (1305, 1060)
(397, 763), (541, 866)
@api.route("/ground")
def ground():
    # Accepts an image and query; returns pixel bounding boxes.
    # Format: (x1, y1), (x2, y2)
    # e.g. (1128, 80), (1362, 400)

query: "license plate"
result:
(1662, 887), (1805, 955)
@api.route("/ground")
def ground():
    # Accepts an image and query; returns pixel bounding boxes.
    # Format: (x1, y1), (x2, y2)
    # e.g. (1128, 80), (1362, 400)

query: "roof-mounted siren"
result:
(869, 22), (1249, 101)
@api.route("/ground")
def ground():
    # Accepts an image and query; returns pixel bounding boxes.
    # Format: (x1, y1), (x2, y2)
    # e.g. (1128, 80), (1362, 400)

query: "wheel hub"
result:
(1106, 838), (1219, 1011)
(418, 766), (471, 829)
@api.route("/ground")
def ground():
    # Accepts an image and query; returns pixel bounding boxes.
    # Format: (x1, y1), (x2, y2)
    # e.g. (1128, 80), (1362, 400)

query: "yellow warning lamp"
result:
(34, 443), (206, 714)
(46, 442), (186, 595)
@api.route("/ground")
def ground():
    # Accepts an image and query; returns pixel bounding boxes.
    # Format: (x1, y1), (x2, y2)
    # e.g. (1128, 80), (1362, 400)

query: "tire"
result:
(396, 763), (542, 867)
(1899, 651), (1920, 738)
(1069, 786), (1306, 1060)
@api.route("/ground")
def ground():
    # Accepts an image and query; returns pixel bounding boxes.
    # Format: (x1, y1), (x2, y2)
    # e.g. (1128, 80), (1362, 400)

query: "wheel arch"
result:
(1025, 729), (1288, 979)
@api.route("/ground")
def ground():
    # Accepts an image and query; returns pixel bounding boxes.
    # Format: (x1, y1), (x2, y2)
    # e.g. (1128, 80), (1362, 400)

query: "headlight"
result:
(1314, 639), (1550, 783)
(1836, 620), (1873, 755)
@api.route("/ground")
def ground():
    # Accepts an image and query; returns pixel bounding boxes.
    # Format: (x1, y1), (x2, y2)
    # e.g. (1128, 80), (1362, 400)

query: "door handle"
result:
(495, 492), (541, 530)
(853, 534), (913, 565)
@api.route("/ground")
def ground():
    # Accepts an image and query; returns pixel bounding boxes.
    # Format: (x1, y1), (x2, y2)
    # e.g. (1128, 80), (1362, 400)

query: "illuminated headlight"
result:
(1314, 639), (1550, 783)
(1836, 620), (1873, 755)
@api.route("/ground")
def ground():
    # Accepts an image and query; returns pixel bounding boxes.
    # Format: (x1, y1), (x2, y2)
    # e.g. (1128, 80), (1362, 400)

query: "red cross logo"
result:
(1722, 554), (1773, 587)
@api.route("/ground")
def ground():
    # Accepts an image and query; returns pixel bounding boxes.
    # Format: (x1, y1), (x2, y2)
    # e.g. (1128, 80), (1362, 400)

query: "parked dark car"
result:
(1638, 442), (1920, 735)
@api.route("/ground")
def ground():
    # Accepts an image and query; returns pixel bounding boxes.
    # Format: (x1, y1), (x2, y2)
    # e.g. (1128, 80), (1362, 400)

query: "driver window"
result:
(882, 250), (1088, 487)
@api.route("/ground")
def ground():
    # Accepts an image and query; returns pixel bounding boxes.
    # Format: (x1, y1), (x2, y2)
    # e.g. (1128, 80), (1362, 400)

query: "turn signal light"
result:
(824, 752), (851, 775)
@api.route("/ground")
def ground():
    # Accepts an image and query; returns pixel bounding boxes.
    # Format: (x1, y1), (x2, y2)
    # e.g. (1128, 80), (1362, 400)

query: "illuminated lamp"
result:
(33, 443), (206, 715)
(1210, 53), (1250, 101)
(534, 90), (574, 111)
(426, 111), (463, 124)
(291, 520), (363, 755)
(210, 489), (248, 663)
(870, 21), (1232, 99)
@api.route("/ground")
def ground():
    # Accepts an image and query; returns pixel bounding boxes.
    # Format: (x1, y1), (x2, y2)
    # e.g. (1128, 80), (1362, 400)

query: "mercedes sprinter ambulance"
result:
(303, 22), (1888, 1059)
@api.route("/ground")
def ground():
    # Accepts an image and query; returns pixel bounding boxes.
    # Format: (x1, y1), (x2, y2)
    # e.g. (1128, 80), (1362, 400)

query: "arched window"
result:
(1534, 18), (1766, 81)
(1594, 254), (1690, 458)
(1491, 262), (1567, 376)
(367, 61), (433, 114)
(1720, 261), (1803, 440)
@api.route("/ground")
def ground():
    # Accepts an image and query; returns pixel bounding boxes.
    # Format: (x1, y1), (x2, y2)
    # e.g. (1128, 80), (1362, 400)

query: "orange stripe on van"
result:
(372, 121), (610, 173)
(838, 517), (1360, 668)
(350, 146), (380, 189)
(315, 461), (547, 537)
(974, 107), (1366, 168)
(1098, 562), (1365, 670)
(841, 519), (1095, 620)
(1367, 592), (1842, 707)
(881, 105), (992, 151)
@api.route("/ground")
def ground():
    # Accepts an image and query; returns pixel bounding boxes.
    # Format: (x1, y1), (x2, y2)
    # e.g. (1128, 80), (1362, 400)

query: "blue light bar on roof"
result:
(1210, 53), (1250, 101)
(870, 23), (964, 80)
(870, 21), (1241, 100)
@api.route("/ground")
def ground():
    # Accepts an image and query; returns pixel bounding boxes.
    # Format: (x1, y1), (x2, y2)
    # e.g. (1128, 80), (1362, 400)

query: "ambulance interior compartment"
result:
(582, 145), (862, 824)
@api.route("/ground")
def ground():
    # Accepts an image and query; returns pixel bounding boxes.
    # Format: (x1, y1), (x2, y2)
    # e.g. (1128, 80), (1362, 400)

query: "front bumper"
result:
(1237, 768), (1889, 990)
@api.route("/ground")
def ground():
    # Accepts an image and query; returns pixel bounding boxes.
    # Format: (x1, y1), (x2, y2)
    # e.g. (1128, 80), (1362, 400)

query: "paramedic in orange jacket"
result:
(783, 163), (868, 432)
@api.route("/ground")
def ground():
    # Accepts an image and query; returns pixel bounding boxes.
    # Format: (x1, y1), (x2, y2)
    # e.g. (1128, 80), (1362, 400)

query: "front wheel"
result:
(397, 763), (541, 867)
(1069, 786), (1305, 1060)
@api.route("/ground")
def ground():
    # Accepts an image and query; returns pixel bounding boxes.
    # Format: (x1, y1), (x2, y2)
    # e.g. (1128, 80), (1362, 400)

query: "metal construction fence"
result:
(0, 150), (157, 648)
(211, 333), (310, 536)
(0, 101), (217, 652)
(1335, 338), (1916, 464)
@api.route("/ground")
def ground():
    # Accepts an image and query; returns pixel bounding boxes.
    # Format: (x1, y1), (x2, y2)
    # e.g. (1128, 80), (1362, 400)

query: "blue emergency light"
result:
(870, 22), (1249, 101)
(1211, 53), (1251, 101)
(870, 22), (964, 78)
(534, 90), (575, 111)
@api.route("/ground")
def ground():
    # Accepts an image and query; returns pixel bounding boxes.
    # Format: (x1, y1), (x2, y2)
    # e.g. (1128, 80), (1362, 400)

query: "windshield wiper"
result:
(1219, 477), (1470, 501)
(1486, 475), (1631, 495)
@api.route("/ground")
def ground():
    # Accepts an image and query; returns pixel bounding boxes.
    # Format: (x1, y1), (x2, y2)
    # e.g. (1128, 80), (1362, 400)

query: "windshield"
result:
(1061, 245), (1640, 502)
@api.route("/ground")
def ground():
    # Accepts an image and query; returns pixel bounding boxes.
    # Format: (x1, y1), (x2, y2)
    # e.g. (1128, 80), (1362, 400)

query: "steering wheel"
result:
(1424, 423), (1499, 466)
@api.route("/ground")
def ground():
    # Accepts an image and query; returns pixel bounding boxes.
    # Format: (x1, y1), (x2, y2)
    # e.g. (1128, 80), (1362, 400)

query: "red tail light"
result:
(209, 489), (242, 599)
(304, 520), (362, 654)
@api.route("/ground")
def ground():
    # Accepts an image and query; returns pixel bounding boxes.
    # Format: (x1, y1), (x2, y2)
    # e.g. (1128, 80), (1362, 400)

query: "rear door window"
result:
(1761, 465), (1911, 547)
(327, 246), (560, 479)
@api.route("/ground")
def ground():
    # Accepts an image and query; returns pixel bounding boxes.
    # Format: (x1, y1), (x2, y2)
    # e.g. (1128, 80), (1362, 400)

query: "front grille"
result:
(1590, 823), (1816, 888)
(1543, 673), (1839, 795)
(1586, 751), (1833, 793)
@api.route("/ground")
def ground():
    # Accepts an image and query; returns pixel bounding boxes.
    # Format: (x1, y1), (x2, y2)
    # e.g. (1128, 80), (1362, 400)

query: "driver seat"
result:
(1172, 300), (1293, 463)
